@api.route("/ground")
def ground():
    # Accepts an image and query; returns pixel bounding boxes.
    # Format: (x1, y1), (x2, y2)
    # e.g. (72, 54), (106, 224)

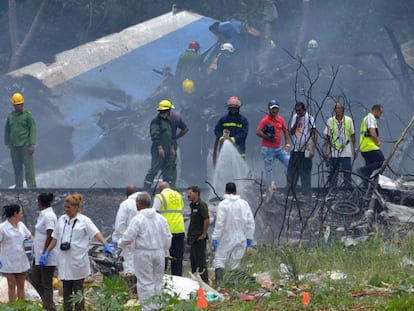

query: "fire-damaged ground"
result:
(2, 176), (413, 247)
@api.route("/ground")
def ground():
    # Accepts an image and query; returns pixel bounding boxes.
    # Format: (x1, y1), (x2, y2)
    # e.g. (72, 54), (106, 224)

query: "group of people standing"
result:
(113, 181), (255, 310)
(0, 193), (113, 311)
(215, 97), (385, 198)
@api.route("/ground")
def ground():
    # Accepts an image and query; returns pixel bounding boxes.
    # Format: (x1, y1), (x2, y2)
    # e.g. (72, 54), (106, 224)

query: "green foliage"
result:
(145, 292), (196, 311)
(384, 293), (414, 311)
(69, 275), (129, 311)
(0, 300), (43, 311)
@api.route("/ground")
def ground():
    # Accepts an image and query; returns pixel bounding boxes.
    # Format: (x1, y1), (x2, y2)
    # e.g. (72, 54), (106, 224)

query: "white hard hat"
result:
(221, 42), (235, 53)
(308, 39), (318, 49)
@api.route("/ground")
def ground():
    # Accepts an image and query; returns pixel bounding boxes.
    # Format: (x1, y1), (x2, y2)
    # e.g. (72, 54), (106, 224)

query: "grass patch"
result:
(2, 233), (414, 310)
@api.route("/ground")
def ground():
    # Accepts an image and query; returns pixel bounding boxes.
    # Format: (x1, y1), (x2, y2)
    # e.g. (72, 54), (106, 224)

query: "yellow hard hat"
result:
(182, 79), (195, 94)
(157, 99), (175, 111)
(11, 93), (24, 105)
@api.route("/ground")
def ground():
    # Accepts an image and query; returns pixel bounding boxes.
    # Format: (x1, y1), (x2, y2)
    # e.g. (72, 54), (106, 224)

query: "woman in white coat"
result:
(32, 192), (58, 311)
(39, 193), (113, 311)
(0, 204), (33, 302)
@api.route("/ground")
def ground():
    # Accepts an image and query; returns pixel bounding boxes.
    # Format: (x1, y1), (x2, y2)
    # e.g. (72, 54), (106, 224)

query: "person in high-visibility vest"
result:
(152, 181), (185, 276)
(323, 102), (357, 188)
(357, 104), (385, 181)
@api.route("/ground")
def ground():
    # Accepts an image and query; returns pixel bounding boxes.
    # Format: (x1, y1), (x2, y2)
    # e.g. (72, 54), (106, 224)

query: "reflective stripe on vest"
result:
(222, 122), (243, 128)
(359, 114), (379, 152)
(156, 189), (185, 233)
(331, 117), (351, 151)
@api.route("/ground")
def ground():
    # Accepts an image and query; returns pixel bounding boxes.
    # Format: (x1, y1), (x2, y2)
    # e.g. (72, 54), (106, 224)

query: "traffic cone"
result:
(302, 291), (310, 307)
(196, 286), (208, 309)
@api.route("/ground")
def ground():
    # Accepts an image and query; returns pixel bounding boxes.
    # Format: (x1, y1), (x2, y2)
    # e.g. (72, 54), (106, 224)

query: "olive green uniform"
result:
(4, 110), (37, 188)
(144, 115), (173, 192)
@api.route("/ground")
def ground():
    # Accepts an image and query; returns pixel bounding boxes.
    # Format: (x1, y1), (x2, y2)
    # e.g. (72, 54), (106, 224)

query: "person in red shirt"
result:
(256, 99), (291, 186)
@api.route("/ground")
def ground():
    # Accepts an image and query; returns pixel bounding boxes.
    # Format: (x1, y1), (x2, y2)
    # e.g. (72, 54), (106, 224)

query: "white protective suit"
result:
(112, 192), (140, 273)
(212, 194), (255, 270)
(120, 208), (171, 311)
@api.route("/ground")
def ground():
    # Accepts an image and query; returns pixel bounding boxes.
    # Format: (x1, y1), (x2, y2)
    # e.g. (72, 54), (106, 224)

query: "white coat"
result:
(120, 208), (171, 311)
(0, 220), (31, 273)
(34, 207), (58, 266)
(52, 213), (100, 280)
(212, 194), (255, 270)
(112, 192), (139, 273)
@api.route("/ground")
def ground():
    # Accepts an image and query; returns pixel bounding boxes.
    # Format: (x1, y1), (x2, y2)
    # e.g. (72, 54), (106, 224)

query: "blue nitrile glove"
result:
(39, 250), (50, 266)
(212, 240), (218, 251)
(0, 260), (3, 269)
(103, 242), (113, 255)
(29, 250), (34, 262)
(246, 239), (253, 248)
(112, 242), (118, 249)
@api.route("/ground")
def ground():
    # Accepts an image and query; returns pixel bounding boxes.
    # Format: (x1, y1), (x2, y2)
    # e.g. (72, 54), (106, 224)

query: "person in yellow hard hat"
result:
(4, 93), (37, 188)
(143, 100), (176, 193)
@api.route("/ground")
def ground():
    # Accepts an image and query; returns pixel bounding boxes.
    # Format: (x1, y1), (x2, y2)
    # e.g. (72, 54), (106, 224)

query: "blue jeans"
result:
(261, 146), (290, 185)
(360, 150), (385, 179)
(286, 151), (312, 196)
(328, 157), (352, 188)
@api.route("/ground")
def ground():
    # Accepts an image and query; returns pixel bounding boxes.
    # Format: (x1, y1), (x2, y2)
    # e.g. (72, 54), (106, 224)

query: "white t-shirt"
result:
(323, 115), (355, 158)
(290, 112), (316, 152)
(34, 207), (58, 266)
(0, 220), (31, 273)
(52, 213), (100, 280)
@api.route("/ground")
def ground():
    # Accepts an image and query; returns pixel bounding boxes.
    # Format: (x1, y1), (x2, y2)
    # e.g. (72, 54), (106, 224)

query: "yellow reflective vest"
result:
(359, 113), (379, 152)
(156, 188), (185, 233)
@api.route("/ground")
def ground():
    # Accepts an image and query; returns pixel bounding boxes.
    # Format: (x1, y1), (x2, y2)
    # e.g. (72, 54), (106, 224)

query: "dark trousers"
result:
(286, 151), (312, 196)
(10, 146), (36, 188)
(360, 150), (385, 179)
(31, 264), (56, 311)
(62, 279), (84, 311)
(190, 238), (208, 283)
(144, 147), (173, 191)
(165, 232), (184, 276)
(328, 157), (352, 188)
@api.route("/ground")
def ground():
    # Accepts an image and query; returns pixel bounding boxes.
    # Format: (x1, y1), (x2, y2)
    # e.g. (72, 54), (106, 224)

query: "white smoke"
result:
(36, 154), (150, 188)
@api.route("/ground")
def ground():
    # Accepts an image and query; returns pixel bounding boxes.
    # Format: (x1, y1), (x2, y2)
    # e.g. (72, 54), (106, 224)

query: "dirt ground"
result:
(0, 188), (126, 238)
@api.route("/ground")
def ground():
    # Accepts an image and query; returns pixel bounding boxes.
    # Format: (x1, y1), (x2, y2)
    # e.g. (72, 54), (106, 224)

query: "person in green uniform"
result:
(4, 93), (37, 188)
(175, 41), (203, 86)
(143, 99), (175, 193)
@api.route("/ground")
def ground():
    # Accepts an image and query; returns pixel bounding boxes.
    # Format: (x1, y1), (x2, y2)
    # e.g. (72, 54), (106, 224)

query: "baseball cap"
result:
(268, 99), (279, 109)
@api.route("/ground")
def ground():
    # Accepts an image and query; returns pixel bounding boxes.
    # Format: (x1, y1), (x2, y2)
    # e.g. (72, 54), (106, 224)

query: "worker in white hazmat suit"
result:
(211, 182), (255, 287)
(112, 185), (139, 274)
(119, 192), (171, 311)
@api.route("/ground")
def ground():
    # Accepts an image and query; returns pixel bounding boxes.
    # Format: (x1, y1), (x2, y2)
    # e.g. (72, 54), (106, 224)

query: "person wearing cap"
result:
(256, 99), (290, 186)
(4, 92), (37, 188)
(143, 99), (176, 193)
(213, 96), (249, 165)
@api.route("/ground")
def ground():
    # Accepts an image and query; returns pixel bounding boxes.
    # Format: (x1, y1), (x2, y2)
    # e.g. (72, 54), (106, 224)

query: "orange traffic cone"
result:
(196, 286), (208, 309)
(302, 291), (310, 307)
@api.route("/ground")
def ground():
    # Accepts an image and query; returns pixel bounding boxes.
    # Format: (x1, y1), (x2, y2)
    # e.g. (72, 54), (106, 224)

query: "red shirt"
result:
(257, 114), (287, 148)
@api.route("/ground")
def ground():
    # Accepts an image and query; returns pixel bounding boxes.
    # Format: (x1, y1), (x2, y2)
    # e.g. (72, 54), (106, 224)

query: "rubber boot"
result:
(214, 268), (224, 288)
